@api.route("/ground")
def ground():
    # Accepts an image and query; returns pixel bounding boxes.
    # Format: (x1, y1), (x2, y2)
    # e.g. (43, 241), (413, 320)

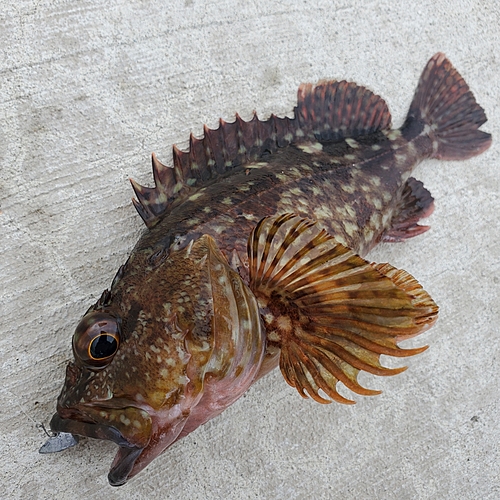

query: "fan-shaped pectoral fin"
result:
(247, 214), (438, 404)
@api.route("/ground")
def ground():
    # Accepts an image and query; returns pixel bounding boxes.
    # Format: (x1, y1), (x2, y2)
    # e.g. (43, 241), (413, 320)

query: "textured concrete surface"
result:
(1, 1), (499, 498)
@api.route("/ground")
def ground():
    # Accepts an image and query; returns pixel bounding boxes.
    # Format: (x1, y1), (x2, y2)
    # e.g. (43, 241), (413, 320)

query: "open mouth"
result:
(48, 413), (144, 486)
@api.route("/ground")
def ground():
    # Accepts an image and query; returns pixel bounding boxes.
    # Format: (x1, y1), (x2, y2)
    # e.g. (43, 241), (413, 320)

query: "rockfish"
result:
(41, 53), (491, 485)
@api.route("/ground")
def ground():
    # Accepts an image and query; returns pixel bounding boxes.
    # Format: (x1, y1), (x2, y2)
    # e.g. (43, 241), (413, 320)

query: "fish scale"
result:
(41, 53), (491, 486)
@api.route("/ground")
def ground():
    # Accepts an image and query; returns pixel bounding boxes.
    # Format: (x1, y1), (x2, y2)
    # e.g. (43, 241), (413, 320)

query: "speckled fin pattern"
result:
(131, 80), (392, 227)
(247, 214), (438, 404)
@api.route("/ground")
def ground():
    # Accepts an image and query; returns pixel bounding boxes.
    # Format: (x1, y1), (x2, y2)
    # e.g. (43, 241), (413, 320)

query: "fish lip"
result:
(49, 412), (144, 486)
(50, 412), (132, 447)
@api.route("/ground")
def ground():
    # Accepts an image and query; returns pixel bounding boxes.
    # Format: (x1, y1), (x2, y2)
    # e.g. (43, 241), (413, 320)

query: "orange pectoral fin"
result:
(247, 214), (438, 404)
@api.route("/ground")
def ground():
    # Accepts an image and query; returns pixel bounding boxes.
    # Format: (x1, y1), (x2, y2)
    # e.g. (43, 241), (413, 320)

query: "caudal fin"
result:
(406, 53), (491, 160)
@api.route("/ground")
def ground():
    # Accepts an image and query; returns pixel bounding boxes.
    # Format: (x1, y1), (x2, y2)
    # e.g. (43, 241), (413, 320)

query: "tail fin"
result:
(405, 53), (491, 160)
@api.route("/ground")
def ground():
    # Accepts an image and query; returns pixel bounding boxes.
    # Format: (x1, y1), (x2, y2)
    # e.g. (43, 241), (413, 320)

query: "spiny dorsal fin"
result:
(131, 113), (294, 227)
(247, 214), (438, 404)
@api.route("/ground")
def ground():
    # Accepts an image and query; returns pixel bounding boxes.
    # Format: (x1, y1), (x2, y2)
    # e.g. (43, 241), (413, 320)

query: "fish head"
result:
(49, 233), (263, 485)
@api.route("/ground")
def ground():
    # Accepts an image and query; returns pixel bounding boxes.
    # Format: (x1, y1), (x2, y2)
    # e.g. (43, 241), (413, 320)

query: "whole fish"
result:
(41, 53), (491, 485)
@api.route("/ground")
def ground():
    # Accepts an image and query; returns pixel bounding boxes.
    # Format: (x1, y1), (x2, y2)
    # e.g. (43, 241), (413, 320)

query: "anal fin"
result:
(383, 177), (434, 242)
(248, 214), (438, 404)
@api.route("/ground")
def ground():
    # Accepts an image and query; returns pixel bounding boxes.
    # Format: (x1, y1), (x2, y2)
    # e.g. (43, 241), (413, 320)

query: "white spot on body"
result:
(334, 235), (347, 246)
(313, 205), (333, 219)
(363, 226), (374, 241)
(387, 129), (402, 140)
(370, 212), (382, 226)
(345, 205), (356, 218)
(343, 221), (358, 237)
(407, 142), (417, 155)
(242, 213), (257, 221)
(188, 192), (204, 202)
(297, 142), (323, 154)
(341, 183), (355, 194)
(394, 153), (407, 164)
(382, 211), (393, 227)
(345, 138), (359, 148)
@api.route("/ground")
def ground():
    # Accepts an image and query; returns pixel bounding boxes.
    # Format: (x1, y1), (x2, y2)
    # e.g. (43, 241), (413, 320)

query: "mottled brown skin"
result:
(139, 129), (430, 260)
(48, 53), (491, 485)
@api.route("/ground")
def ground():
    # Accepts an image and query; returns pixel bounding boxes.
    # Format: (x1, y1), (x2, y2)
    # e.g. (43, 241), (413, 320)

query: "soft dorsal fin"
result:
(131, 81), (392, 227)
(247, 214), (438, 404)
(295, 80), (392, 142)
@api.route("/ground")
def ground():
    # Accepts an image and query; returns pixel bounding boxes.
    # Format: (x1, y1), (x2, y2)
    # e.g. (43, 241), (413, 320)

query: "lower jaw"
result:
(50, 413), (144, 486)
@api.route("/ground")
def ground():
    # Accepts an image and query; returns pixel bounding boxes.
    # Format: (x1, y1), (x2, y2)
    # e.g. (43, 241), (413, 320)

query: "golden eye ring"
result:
(87, 333), (119, 361)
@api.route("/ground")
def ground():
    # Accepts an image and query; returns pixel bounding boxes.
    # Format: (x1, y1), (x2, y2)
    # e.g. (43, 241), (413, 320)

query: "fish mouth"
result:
(49, 411), (147, 486)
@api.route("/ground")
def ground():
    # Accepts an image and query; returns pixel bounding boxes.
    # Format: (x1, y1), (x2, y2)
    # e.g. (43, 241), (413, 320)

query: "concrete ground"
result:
(1, 1), (499, 498)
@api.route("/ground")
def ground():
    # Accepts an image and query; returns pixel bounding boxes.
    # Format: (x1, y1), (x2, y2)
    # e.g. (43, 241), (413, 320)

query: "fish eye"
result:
(89, 334), (119, 360)
(72, 312), (120, 369)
